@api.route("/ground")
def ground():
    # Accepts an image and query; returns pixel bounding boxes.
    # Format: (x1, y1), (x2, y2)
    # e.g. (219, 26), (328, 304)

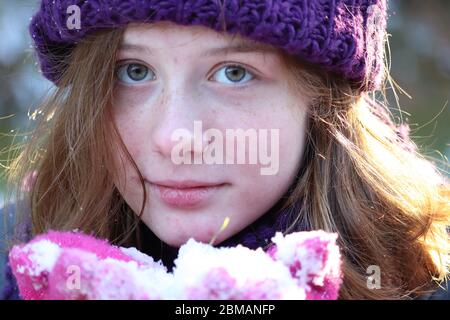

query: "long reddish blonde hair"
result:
(3, 27), (449, 299)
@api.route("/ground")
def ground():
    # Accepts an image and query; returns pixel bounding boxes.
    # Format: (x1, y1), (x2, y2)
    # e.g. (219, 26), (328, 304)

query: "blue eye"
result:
(116, 63), (155, 84)
(211, 65), (255, 85)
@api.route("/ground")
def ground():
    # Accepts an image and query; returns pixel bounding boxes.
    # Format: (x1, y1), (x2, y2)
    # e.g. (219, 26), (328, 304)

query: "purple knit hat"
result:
(29, 0), (388, 91)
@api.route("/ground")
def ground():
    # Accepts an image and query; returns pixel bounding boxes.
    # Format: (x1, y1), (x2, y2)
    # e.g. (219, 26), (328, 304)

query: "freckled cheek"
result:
(113, 103), (152, 153)
(113, 85), (156, 109)
(280, 123), (307, 177)
(110, 123), (147, 197)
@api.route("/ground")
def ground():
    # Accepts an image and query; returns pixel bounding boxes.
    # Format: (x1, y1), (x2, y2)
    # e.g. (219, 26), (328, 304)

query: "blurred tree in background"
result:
(0, 0), (52, 203)
(387, 1), (450, 169)
(0, 0), (449, 204)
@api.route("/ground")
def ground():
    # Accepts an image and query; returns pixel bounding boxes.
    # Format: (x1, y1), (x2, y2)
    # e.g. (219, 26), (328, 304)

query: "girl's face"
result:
(112, 22), (309, 247)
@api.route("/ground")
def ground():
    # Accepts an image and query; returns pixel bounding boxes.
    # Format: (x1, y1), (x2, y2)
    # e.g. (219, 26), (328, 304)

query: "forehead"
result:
(121, 21), (279, 55)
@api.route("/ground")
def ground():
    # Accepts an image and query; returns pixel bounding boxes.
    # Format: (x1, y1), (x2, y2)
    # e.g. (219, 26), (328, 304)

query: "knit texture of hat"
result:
(29, 0), (388, 91)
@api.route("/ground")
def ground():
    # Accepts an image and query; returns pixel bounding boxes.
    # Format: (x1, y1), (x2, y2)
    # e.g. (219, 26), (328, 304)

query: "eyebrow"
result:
(201, 41), (279, 57)
(118, 43), (154, 55)
(118, 40), (278, 57)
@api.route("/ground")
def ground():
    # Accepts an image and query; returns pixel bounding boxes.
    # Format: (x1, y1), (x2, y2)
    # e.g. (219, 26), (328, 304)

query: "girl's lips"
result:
(148, 181), (227, 209)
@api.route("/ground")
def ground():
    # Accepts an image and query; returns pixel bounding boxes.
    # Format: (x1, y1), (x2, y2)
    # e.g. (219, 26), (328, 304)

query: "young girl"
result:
(1, 0), (449, 300)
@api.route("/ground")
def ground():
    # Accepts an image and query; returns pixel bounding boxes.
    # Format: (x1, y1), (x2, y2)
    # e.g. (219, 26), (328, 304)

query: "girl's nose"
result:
(151, 87), (212, 159)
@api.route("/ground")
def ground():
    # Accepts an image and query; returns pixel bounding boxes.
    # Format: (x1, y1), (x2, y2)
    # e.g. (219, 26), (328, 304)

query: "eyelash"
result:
(208, 61), (260, 85)
(114, 60), (260, 87)
(115, 60), (154, 84)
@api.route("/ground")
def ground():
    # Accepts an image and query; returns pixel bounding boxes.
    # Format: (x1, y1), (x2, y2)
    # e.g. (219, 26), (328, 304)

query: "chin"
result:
(154, 224), (237, 248)
(141, 212), (240, 248)
(151, 226), (214, 248)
